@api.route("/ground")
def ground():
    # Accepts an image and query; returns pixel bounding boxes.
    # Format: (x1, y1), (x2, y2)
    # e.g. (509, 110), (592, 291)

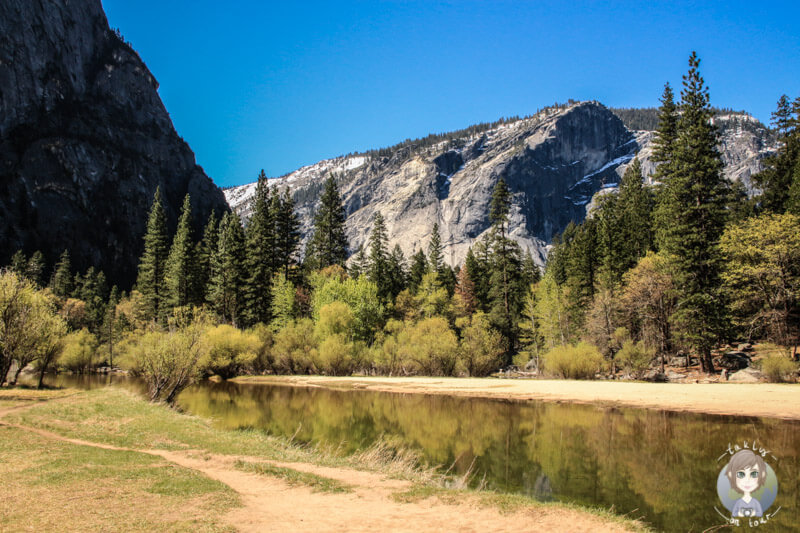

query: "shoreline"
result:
(233, 375), (800, 421)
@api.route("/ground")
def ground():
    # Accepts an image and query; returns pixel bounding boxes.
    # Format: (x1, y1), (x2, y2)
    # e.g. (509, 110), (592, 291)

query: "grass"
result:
(0, 424), (238, 532)
(233, 460), (353, 493)
(0, 386), (650, 532)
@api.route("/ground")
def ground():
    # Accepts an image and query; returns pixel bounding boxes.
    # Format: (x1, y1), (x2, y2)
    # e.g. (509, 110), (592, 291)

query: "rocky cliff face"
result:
(226, 102), (776, 267)
(0, 0), (228, 287)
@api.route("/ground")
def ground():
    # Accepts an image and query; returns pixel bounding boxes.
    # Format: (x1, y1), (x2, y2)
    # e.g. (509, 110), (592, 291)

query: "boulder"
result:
(729, 367), (764, 383)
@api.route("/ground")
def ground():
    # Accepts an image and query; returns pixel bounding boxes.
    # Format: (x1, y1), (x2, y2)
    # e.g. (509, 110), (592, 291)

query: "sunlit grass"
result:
(0, 424), (238, 532)
(234, 460), (353, 493)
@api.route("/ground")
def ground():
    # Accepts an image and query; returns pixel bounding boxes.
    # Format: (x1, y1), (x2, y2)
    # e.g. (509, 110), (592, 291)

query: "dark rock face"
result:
(0, 0), (228, 287)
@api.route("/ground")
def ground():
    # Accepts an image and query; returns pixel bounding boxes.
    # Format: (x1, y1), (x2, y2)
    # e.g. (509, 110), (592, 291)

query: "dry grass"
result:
(0, 424), (238, 532)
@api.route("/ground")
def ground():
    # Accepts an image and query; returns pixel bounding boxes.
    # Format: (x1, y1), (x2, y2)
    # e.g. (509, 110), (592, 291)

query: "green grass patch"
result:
(0, 424), (238, 532)
(233, 460), (353, 493)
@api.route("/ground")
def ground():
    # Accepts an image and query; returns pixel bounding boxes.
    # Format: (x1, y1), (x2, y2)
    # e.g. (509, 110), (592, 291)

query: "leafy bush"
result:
(247, 323), (274, 374)
(314, 334), (362, 376)
(458, 312), (505, 377)
(543, 342), (606, 379)
(758, 353), (798, 383)
(400, 317), (459, 376)
(59, 328), (100, 373)
(120, 323), (205, 403)
(200, 324), (261, 379)
(271, 318), (317, 374)
(615, 340), (655, 379)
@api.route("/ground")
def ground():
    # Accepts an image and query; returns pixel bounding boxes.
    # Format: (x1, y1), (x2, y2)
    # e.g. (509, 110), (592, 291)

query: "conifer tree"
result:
(408, 249), (428, 294)
(455, 262), (478, 316)
(521, 250), (541, 287)
(10, 251), (27, 279)
(657, 52), (728, 373)
(274, 188), (301, 280)
(651, 82), (678, 178)
(617, 158), (653, 261)
(428, 223), (444, 275)
(466, 243), (491, 310)
(307, 175), (348, 270)
(754, 94), (800, 213)
(487, 178), (523, 360)
(348, 245), (368, 278)
(367, 212), (391, 301)
(194, 211), (218, 305)
(164, 195), (195, 310)
(50, 250), (73, 298)
(386, 244), (408, 299)
(209, 212), (246, 326)
(244, 172), (274, 326)
(26, 251), (46, 287)
(136, 187), (169, 321)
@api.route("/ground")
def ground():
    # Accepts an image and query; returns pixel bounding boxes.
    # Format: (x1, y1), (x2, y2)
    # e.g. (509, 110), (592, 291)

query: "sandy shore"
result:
(235, 376), (800, 420)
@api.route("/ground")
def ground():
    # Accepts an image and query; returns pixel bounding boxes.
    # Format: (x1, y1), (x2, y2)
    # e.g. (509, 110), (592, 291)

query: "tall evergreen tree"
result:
(367, 212), (391, 301)
(194, 210), (219, 305)
(617, 158), (653, 261)
(244, 172), (275, 326)
(164, 195), (196, 311)
(274, 188), (301, 280)
(26, 251), (46, 287)
(408, 249), (428, 294)
(10, 251), (27, 279)
(136, 187), (169, 321)
(487, 178), (523, 361)
(307, 175), (348, 270)
(753, 94), (800, 214)
(427, 223), (444, 275)
(50, 250), (73, 299)
(651, 83), (678, 177)
(209, 212), (247, 326)
(348, 245), (368, 279)
(657, 52), (728, 373)
(386, 244), (408, 299)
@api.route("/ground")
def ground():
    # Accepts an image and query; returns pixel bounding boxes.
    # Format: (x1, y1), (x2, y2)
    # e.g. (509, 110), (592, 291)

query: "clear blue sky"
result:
(101, 0), (800, 188)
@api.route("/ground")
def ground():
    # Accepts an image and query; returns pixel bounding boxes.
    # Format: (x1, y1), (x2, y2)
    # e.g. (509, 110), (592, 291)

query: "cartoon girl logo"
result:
(716, 448), (779, 522)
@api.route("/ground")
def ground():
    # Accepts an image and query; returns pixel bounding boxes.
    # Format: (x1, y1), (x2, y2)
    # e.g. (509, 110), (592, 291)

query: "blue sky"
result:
(101, 0), (800, 188)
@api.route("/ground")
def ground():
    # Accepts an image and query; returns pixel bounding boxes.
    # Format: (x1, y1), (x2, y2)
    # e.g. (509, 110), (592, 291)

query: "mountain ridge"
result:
(226, 101), (776, 266)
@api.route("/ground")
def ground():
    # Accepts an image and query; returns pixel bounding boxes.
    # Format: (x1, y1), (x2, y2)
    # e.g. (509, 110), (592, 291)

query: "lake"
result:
(42, 374), (800, 532)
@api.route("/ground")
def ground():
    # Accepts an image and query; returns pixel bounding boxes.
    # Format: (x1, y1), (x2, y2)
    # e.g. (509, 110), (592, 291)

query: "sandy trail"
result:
(238, 376), (800, 420)
(0, 403), (635, 533)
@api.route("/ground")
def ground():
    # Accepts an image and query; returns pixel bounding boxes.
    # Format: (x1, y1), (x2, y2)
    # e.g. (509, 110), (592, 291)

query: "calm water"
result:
(44, 375), (799, 532)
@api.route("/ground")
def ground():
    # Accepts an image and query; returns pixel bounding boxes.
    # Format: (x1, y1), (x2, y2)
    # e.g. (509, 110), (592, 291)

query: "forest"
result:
(1, 53), (798, 402)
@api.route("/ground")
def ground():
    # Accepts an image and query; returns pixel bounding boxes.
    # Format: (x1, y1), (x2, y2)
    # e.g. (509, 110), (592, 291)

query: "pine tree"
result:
(26, 251), (46, 287)
(367, 212), (391, 301)
(617, 158), (653, 261)
(136, 187), (169, 321)
(428, 223), (444, 275)
(244, 172), (275, 326)
(657, 52), (728, 373)
(164, 195), (195, 310)
(466, 243), (491, 310)
(209, 212), (246, 326)
(307, 175), (348, 270)
(487, 178), (522, 361)
(651, 83), (678, 176)
(50, 250), (73, 298)
(194, 210), (219, 305)
(521, 250), (541, 287)
(274, 188), (301, 280)
(408, 249), (428, 294)
(10, 251), (27, 278)
(386, 244), (408, 299)
(754, 94), (800, 213)
(455, 262), (478, 316)
(348, 245), (368, 278)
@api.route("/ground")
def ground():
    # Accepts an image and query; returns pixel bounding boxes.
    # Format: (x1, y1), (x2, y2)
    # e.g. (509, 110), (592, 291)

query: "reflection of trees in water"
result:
(175, 381), (800, 532)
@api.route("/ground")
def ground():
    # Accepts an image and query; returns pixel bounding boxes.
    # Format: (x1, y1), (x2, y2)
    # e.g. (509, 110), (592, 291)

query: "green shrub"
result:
(247, 323), (274, 374)
(458, 312), (505, 377)
(59, 328), (99, 373)
(200, 324), (261, 379)
(314, 334), (361, 376)
(543, 342), (606, 379)
(615, 340), (655, 379)
(400, 317), (459, 376)
(271, 318), (317, 374)
(758, 354), (798, 383)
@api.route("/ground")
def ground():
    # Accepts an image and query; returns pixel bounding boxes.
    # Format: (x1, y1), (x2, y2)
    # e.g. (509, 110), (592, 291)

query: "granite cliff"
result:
(0, 0), (228, 287)
(226, 102), (775, 266)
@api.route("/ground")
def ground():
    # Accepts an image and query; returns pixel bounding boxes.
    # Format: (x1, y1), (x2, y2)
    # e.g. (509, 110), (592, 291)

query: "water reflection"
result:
(43, 375), (799, 532)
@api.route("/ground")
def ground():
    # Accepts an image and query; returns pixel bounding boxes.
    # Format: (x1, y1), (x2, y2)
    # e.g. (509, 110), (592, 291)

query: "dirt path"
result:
(0, 404), (635, 532)
(238, 376), (800, 420)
